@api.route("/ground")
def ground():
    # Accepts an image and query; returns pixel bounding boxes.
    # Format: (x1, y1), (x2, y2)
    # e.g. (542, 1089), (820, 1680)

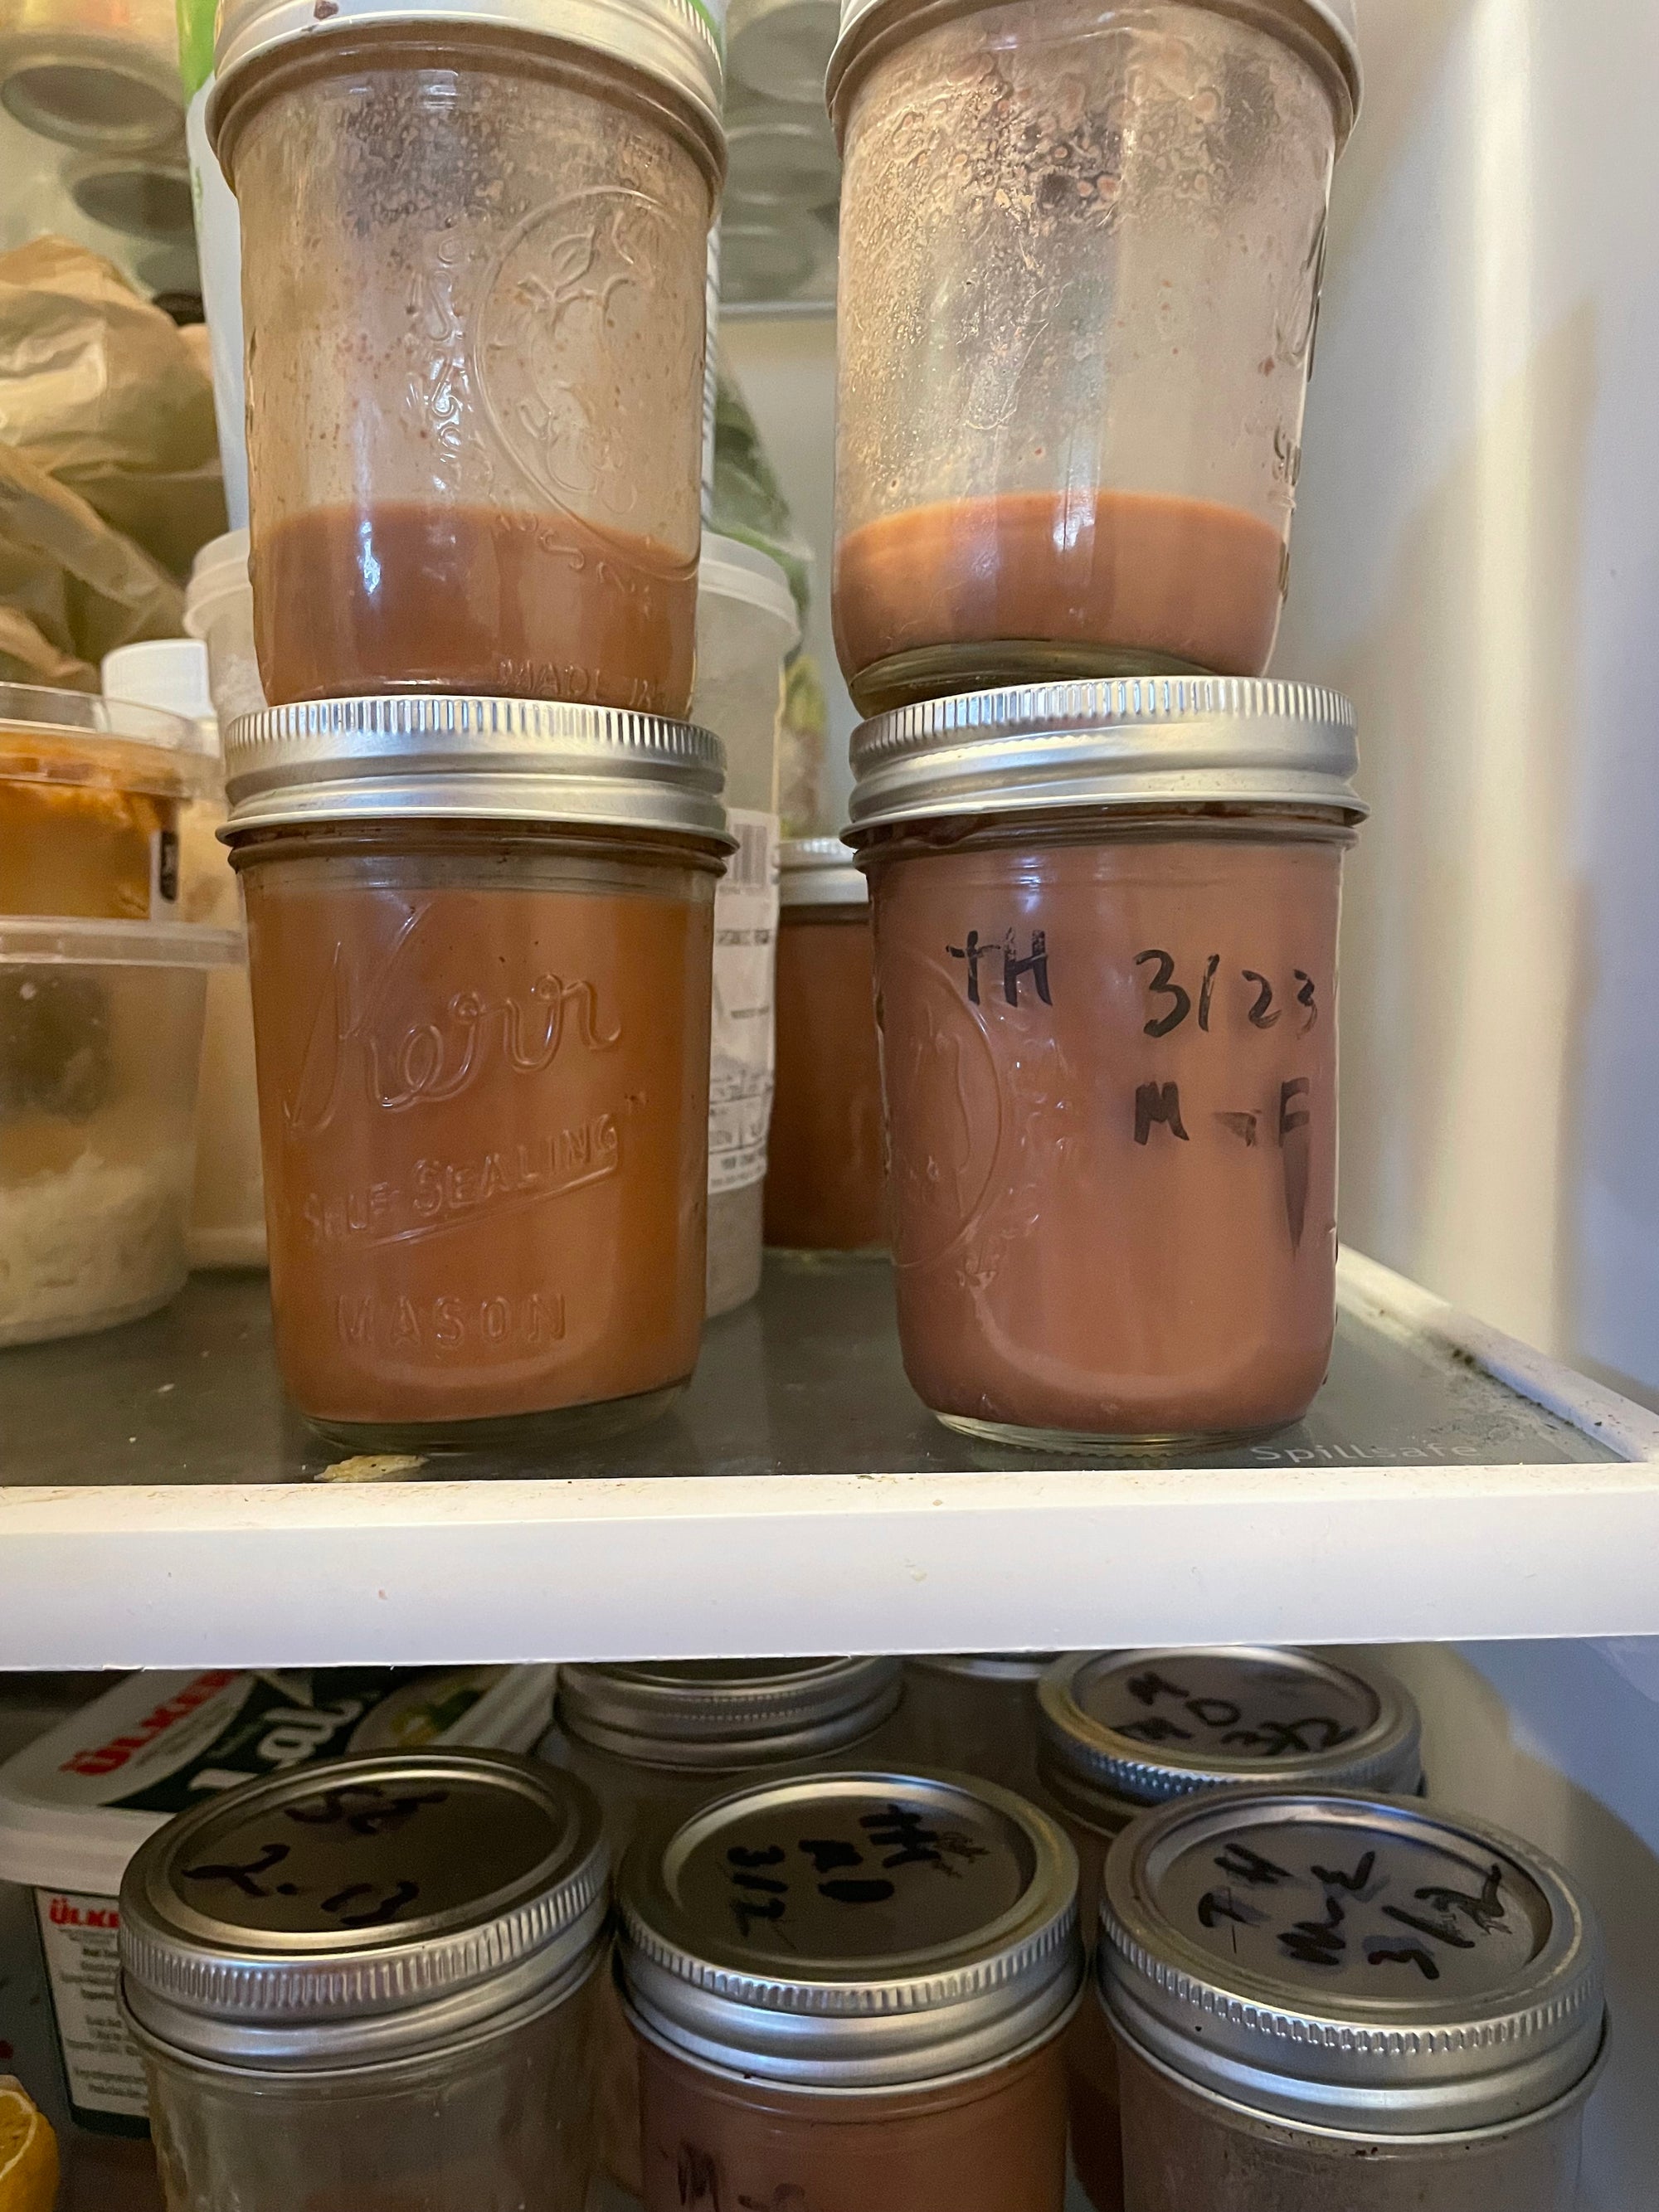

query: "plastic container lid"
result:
(726, 110), (841, 213)
(728, 0), (839, 104)
(557, 1656), (900, 1767)
(700, 532), (800, 642)
(0, 915), (243, 968)
(846, 676), (1365, 836)
(827, 0), (1360, 150)
(101, 639), (218, 755)
(120, 1749), (609, 2069)
(619, 1768), (1082, 2087)
(0, 1665), (557, 1895)
(0, 680), (210, 796)
(779, 834), (866, 907)
(1100, 1787), (1607, 2136)
(182, 527), (250, 632)
(1038, 1649), (1423, 1831)
(209, 0), (726, 180)
(221, 693), (732, 845)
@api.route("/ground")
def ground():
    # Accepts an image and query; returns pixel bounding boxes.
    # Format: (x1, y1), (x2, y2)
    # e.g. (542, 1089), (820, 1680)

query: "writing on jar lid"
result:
(1081, 1655), (1373, 1762)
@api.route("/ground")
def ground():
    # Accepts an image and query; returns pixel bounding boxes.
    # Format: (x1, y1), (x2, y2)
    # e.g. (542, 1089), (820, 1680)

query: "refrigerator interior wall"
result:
(1275, 0), (1659, 1405)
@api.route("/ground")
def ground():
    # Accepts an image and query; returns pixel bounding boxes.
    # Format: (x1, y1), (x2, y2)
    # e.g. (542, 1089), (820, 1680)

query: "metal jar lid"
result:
(1100, 1788), (1607, 2137)
(827, 0), (1360, 151)
(845, 678), (1365, 838)
(211, 0), (724, 176)
(910, 1651), (1058, 1685)
(119, 1750), (609, 2073)
(221, 694), (731, 846)
(1039, 1649), (1422, 1830)
(557, 1656), (901, 1769)
(780, 835), (868, 908)
(619, 1768), (1082, 2088)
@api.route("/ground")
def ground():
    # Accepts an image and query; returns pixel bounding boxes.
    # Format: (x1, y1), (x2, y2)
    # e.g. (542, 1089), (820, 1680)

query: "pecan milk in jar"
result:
(210, 0), (725, 713)
(764, 837), (886, 1253)
(619, 1769), (1083, 2212)
(829, 0), (1360, 712)
(1039, 1648), (1423, 2212)
(846, 678), (1365, 1448)
(1097, 1788), (1608, 2212)
(222, 694), (730, 1449)
(119, 1749), (611, 2212)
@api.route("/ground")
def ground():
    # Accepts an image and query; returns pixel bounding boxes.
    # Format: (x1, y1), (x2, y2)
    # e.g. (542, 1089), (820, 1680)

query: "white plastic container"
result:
(182, 530), (265, 730)
(693, 532), (800, 1318)
(0, 916), (241, 1346)
(101, 638), (266, 1271)
(0, 1664), (555, 2135)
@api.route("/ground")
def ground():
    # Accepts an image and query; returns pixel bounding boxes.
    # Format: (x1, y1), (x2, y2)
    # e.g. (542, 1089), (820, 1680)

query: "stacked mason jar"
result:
(825, 0), (1372, 1451)
(204, 0), (742, 1448)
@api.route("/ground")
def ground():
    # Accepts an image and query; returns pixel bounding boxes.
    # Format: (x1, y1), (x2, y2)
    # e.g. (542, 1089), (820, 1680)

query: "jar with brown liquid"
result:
(829, 0), (1359, 712)
(618, 1769), (1082, 2212)
(1037, 1648), (1423, 2212)
(208, 0), (724, 714)
(764, 838), (886, 1253)
(221, 693), (730, 1450)
(543, 1657), (905, 2195)
(846, 677), (1366, 1450)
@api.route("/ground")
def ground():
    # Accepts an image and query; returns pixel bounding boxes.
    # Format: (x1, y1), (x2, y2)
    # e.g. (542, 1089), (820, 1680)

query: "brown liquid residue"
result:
(834, 490), (1286, 690)
(868, 827), (1344, 1441)
(239, 850), (712, 1432)
(764, 910), (887, 1252)
(253, 502), (698, 715)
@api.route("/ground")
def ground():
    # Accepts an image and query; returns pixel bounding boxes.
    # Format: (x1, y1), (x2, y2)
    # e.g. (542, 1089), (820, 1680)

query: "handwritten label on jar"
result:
(709, 812), (780, 1196)
(1091, 1660), (1362, 1761)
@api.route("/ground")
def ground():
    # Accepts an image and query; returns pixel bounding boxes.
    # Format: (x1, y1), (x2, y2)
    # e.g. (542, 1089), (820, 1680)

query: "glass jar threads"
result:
(846, 676), (1365, 1449)
(222, 693), (731, 1450)
(210, 0), (725, 714)
(118, 1749), (611, 2212)
(1095, 1788), (1608, 2212)
(618, 1768), (1083, 2212)
(829, 0), (1360, 712)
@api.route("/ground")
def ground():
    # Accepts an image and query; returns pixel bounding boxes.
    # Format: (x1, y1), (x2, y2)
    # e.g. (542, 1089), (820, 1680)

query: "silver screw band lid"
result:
(557, 1657), (902, 1768)
(780, 835), (868, 908)
(845, 678), (1364, 837)
(221, 694), (731, 844)
(1039, 1649), (1423, 1828)
(1099, 1787), (1607, 2137)
(119, 1750), (609, 2071)
(619, 1768), (1082, 2088)
(828, 0), (1359, 151)
(212, 0), (724, 177)
(909, 1652), (1058, 1685)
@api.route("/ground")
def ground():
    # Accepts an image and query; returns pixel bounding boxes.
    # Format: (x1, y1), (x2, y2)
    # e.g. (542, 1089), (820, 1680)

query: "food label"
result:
(148, 825), (179, 916)
(35, 1890), (147, 2121)
(708, 809), (779, 1194)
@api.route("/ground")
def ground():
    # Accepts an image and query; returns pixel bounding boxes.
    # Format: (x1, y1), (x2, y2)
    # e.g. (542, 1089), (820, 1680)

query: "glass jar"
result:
(1037, 1647), (1423, 2212)
(847, 678), (1365, 1448)
(895, 1653), (1057, 1804)
(210, 0), (724, 715)
(764, 838), (885, 1253)
(618, 1769), (1082, 2212)
(544, 1656), (904, 2195)
(1096, 1788), (1608, 2212)
(221, 693), (730, 1451)
(828, 0), (1359, 712)
(118, 1748), (611, 2212)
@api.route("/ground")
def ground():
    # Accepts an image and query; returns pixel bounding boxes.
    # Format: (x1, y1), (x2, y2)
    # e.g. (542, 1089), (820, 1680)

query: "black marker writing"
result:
(1135, 949), (1190, 1038)
(946, 931), (1051, 1008)
(1135, 1082), (1190, 1144)
(1295, 970), (1318, 1033)
(1243, 971), (1282, 1028)
(1198, 954), (1220, 1031)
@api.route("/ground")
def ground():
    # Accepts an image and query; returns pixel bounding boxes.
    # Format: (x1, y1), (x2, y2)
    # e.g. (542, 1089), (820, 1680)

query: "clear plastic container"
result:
(0, 916), (241, 1347)
(212, 18), (723, 715)
(829, 0), (1359, 712)
(849, 680), (1363, 1448)
(231, 817), (722, 1449)
(182, 532), (265, 731)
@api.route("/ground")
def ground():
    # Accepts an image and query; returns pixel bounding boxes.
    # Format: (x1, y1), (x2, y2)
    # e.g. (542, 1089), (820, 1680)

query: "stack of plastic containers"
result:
(828, 0), (1371, 1454)
(207, 0), (737, 1451)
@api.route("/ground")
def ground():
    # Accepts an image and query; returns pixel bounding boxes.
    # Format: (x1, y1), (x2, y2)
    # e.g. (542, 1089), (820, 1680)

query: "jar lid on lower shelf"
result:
(557, 1655), (901, 1767)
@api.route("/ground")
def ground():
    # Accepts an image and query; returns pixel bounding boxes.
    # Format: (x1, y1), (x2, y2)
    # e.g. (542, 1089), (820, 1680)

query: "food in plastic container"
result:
(0, 916), (241, 1346)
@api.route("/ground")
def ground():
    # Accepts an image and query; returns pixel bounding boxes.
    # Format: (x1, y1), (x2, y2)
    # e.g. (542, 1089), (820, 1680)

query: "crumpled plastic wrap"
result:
(0, 236), (226, 689)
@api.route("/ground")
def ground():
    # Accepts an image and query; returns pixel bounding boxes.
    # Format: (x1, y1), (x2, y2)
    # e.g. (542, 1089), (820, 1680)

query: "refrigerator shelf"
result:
(1, 1250), (1655, 1668)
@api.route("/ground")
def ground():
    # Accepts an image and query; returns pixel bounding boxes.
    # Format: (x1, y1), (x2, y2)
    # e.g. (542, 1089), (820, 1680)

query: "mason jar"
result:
(221, 693), (730, 1451)
(210, 0), (725, 714)
(893, 1652), (1058, 1804)
(118, 1749), (611, 2212)
(829, 0), (1359, 712)
(1037, 1647), (1423, 2211)
(618, 1768), (1083, 2212)
(1096, 1787), (1608, 2212)
(846, 677), (1365, 1449)
(543, 1656), (905, 2195)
